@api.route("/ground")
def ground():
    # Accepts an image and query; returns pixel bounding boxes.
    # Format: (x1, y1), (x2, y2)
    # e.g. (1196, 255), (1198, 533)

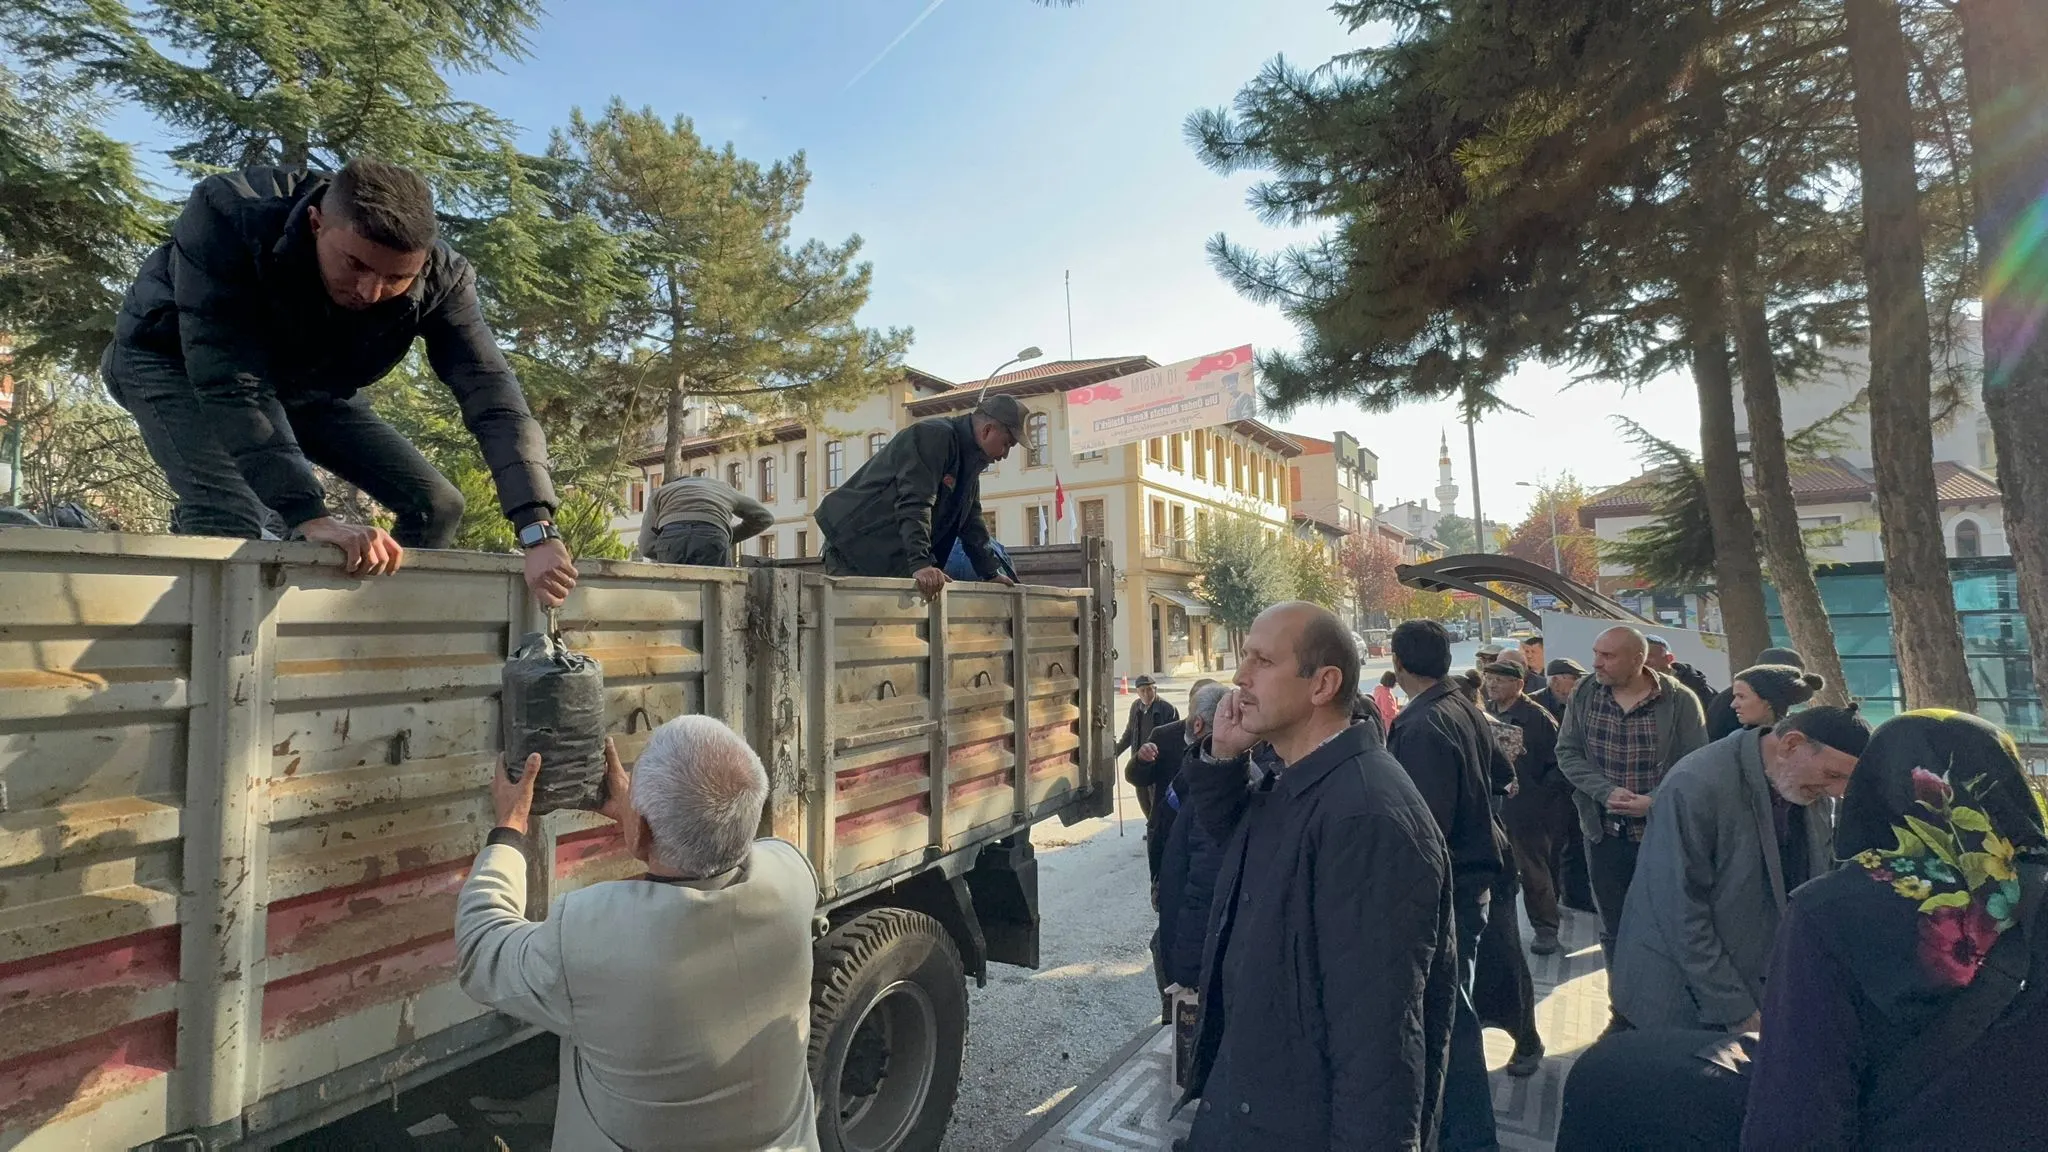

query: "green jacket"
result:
(815, 414), (1000, 579)
(1555, 668), (1708, 843)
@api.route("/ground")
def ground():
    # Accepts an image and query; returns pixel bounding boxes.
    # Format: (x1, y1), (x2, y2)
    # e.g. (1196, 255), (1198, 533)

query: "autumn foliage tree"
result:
(1500, 477), (1600, 588)
(1343, 529), (1409, 624)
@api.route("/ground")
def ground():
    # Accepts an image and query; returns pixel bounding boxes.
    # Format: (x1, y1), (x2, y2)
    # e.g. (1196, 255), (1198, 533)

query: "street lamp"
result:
(976, 346), (1045, 402)
(1517, 480), (1562, 573)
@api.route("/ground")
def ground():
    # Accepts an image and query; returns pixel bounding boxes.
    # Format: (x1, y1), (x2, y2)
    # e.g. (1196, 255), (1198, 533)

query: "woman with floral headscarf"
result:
(1742, 710), (2048, 1149)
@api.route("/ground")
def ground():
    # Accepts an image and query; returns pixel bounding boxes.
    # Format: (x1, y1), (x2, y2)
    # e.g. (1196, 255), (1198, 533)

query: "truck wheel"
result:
(810, 908), (968, 1152)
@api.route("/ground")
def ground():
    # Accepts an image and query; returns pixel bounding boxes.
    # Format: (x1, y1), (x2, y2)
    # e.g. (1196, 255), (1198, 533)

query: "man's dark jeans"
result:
(649, 522), (733, 567)
(1440, 887), (1501, 1152)
(104, 342), (464, 546)
(1588, 833), (1643, 969)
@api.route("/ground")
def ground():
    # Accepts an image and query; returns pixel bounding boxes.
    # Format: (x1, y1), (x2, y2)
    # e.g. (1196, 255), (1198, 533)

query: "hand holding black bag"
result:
(502, 608), (608, 816)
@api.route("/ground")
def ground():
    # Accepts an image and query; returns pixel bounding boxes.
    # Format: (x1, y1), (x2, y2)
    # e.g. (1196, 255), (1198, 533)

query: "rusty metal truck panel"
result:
(0, 529), (1114, 1149)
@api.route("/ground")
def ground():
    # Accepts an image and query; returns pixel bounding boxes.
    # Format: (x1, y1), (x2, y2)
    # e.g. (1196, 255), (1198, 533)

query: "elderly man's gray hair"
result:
(1189, 682), (1231, 728)
(632, 715), (768, 878)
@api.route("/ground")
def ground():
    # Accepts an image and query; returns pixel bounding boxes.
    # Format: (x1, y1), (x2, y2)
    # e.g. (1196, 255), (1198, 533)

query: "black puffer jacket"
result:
(110, 166), (555, 529)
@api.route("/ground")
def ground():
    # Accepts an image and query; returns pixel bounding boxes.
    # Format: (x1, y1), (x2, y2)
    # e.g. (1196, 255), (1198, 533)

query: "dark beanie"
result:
(1776, 702), (1872, 758)
(1736, 663), (1824, 718)
(1756, 646), (1805, 670)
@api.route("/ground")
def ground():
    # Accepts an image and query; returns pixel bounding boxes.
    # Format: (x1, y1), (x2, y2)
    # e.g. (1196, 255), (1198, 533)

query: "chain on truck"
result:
(0, 529), (1118, 1152)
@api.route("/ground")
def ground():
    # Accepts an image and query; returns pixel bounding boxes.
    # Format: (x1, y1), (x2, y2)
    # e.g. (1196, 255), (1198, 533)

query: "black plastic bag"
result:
(502, 627), (607, 815)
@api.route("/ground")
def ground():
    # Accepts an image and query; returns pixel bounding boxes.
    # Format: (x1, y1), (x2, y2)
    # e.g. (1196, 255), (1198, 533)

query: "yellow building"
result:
(612, 358), (1303, 680)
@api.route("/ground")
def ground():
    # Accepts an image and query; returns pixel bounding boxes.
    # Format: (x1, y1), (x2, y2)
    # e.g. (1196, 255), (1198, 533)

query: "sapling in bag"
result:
(502, 612), (607, 815)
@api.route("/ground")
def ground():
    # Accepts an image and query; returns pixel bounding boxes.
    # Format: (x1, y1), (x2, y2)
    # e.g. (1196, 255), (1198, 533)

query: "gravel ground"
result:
(940, 774), (1162, 1152)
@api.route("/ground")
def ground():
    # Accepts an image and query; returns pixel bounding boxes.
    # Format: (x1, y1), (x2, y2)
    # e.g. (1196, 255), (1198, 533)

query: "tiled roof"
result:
(1292, 434), (1335, 454)
(1935, 461), (2002, 503)
(628, 418), (806, 468)
(1580, 456), (1998, 526)
(906, 357), (1155, 414)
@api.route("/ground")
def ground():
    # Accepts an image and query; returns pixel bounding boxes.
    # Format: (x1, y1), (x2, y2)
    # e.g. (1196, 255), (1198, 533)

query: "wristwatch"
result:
(517, 521), (561, 550)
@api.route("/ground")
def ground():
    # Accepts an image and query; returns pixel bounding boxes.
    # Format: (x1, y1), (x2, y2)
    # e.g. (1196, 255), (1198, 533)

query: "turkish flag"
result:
(1054, 473), (1067, 523)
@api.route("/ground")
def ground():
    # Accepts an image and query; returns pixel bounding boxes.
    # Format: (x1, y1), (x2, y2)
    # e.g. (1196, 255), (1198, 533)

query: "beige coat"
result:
(456, 837), (821, 1151)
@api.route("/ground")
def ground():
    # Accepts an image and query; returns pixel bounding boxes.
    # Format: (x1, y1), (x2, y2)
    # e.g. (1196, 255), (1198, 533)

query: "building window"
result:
(1026, 413), (1049, 468)
(1800, 515), (1846, 548)
(727, 462), (743, 489)
(1168, 434), (1184, 472)
(760, 534), (778, 559)
(1170, 503), (1187, 547)
(1028, 504), (1052, 546)
(1080, 499), (1105, 541)
(1956, 519), (1982, 558)
(628, 480), (646, 513)
(1193, 433), (1208, 481)
(758, 457), (776, 501)
(982, 509), (999, 537)
(796, 450), (808, 498)
(869, 432), (887, 458)
(796, 530), (808, 557)
(692, 468), (706, 478)
(1148, 438), (1165, 464)
(1078, 449), (1104, 462)
(826, 441), (844, 488)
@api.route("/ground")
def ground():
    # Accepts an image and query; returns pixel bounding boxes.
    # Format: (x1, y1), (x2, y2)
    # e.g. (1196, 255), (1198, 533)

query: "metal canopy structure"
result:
(1396, 553), (1655, 628)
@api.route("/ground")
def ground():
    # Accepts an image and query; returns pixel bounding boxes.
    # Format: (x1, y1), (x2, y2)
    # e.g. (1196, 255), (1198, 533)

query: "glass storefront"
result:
(1762, 559), (2041, 743)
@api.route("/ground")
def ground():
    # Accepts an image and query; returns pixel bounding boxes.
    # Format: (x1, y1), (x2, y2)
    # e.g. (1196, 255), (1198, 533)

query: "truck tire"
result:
(809, 908), (968, 1152)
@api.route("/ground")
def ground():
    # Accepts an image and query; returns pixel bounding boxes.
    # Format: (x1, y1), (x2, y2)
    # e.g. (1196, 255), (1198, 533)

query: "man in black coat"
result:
(1129, 679), (1217, 880)
(1149, 681), (1230, 992)
(1179, 602), (1455, 1151)
(1648, 635), (1717, 711)
(1386, 619), (1508, 1152)
(103, 159), (579, 605)
(1484, 663), (1570, 958)
(814, 394), (1027, 598)
(1117, 676), (1180, 820)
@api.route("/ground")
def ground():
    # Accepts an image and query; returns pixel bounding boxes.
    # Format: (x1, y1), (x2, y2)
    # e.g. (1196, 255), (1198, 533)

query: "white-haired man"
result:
(457, 718), (820, 1151)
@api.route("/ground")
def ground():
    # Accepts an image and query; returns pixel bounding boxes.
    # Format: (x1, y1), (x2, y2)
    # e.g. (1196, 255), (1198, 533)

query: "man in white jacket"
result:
(456, 716), (820, 1151)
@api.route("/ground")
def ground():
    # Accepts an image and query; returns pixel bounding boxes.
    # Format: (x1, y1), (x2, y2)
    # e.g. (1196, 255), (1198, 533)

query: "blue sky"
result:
(110, 0), (1707, 527)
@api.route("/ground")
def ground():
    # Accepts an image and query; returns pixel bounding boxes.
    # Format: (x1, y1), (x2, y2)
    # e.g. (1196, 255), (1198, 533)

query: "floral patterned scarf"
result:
(1826, 710), (2048, 1011)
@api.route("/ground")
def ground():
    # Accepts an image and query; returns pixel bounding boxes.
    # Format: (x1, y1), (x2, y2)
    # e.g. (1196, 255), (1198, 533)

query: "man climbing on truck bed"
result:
(101, 158), (580, 607)
(815, 394), (1026, 597)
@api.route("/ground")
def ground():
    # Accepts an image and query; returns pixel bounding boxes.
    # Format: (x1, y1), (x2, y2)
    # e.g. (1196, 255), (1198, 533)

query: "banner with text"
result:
(1064, 345), (1258, 455)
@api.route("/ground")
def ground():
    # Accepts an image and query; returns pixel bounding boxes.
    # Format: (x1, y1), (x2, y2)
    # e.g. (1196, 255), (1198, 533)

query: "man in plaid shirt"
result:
(1556, 627), (1706, 1000)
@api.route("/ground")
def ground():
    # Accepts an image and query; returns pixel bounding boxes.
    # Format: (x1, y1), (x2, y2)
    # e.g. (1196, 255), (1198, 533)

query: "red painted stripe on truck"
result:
(260, 934), (459, 1039)
(0, 928), (179, 1068)
(264, 858), (470, 959)
(0, 1012), (176, 1129)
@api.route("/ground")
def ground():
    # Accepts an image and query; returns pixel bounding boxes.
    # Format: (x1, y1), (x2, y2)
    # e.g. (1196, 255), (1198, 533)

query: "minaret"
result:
(1433, 429), (1459, 519)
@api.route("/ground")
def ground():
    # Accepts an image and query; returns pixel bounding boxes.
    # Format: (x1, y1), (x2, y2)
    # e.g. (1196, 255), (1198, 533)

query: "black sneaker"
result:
(1530, 929), (1560, 955)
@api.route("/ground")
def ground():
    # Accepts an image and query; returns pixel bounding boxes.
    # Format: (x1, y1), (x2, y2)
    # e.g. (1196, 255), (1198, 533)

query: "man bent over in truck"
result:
(814, 394), (1026, 597)
(102, 158), (579, 606)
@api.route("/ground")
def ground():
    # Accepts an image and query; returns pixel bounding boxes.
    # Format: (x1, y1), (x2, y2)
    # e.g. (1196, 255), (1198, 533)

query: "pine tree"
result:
(0, 62), (161, 369)
(556, 101), (912, 477)
(11, 0), (541, 179)
(1846, 0), (1977, 709)
(1959, 0), (2048, 720)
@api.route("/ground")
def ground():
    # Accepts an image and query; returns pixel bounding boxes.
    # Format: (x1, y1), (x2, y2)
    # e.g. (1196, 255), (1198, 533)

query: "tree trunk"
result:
(1729, 292), (1852, 704)
(1960, 0), (2048, 726)
(1688, 312), (1775, 668)
(1847, 0), (1979, 710)
(663, 380), (688, 480)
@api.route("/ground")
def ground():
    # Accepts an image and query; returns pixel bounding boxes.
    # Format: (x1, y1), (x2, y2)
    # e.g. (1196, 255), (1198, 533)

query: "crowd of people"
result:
(1125, 613), (2047, 1150)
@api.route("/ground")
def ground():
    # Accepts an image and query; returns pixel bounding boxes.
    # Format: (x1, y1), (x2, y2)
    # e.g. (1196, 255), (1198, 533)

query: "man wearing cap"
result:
(1535, 658), (1585, 723)
(815, 395), (1027, 597)
(1117, 675), (1181, 821)
(1609, 704), (1869, 1032)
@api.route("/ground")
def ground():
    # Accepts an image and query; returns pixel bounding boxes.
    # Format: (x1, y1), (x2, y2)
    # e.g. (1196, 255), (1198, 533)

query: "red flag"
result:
(1054, 473), (1067, 522)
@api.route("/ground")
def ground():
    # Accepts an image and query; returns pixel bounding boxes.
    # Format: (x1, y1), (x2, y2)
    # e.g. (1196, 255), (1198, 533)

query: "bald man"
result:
(1555, 626), (1707, 985)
